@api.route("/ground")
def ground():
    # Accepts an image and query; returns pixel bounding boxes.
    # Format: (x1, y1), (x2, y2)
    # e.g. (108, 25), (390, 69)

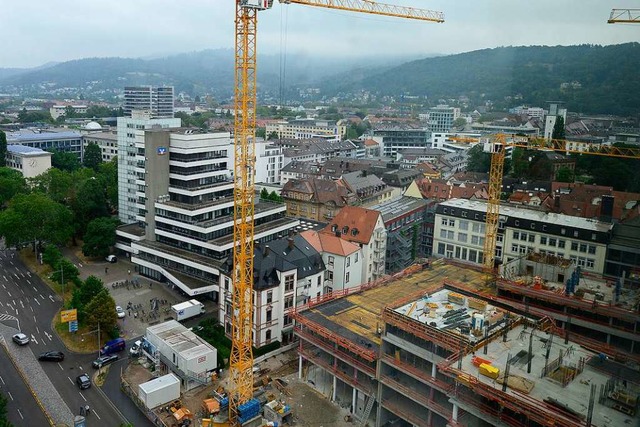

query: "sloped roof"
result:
(300, 230), (360, 257)
(282, 178), (354, 206)
(363, 139), (379, 147)
(320, 206), (381, 245)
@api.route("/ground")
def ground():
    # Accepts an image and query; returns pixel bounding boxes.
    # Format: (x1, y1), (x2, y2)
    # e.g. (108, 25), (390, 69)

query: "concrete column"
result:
(298, 354), (303, 379)
(607, 334), (611, 345)
(332, 375), (337, 402)
(431, 363), (437, 377)
(427, 410), (433, 425)
(452, 404), (459, 422)
(352, 387), (357, 414)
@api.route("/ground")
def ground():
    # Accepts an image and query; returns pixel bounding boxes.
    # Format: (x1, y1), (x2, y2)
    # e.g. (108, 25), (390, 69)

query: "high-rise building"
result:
(427, 104), (461, 133)
(123, 86), (175, 118)
(117, 111), (181, 224)
(544, 101), (567, 139)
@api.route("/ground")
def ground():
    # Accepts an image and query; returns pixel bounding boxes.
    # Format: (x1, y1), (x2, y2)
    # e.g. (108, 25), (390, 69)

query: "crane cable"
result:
(279, 4), (289, 108)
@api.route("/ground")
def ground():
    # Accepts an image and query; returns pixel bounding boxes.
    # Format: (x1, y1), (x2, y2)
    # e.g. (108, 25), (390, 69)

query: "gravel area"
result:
(0, 325), (74, 426)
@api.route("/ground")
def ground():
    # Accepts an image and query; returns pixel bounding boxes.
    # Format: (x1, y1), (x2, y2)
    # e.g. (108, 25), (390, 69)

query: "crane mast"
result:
(230, 0), (443, 424)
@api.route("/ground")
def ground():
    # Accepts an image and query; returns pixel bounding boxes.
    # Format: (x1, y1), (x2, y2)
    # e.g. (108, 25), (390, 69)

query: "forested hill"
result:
(324, 43), (640, 116)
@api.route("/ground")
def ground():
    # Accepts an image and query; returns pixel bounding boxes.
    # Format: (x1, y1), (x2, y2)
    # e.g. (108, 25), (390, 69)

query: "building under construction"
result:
(292, 259), (639, 427)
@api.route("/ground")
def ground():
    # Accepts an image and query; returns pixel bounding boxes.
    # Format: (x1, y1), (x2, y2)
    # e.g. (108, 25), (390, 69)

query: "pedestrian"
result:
(128, 269), (131, 276)
(105, 267), (108, 274)
(150, 282), (152, 288)
(85, 405), (90, 416)
(134, 312), (138, 319)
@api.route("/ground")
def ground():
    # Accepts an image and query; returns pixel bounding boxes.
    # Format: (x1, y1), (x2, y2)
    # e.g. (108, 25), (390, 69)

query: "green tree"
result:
(29, 168), (74, 204)
(97, 158), (118, 210)
(50, 150), (81, 172)
(42, 245), (63, 268)
(552, 116), (565, 140)
(0, 167), (27, 207)
(83, 143), (103, 170)
(70, 275), (105, 318)
(452, 117), (467, 128)
(267, 131), (279, 140)
(0, 392), (14, 427)
(0, 193), (73, 249)
(72, 177), (109, 236)
(260, 188), (269, 200)
(556, 166), (575, 183)
(0, 130), (6, 165)
(64, 105), (76, 119)
(256, 127), (266, 138)
(268, 191), (283, 203)
(82, 217), (118, 258)
(51, 258), (79, 287)
(466, 144), (491, 173)
(85, 289), (117, 335)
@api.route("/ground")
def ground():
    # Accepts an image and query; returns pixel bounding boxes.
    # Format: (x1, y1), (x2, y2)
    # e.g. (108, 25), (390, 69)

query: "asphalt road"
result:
(0, 249), (128, 426)
(0, 344), (51, 426)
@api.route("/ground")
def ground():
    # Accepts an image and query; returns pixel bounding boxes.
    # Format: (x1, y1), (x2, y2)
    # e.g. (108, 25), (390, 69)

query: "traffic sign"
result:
(61, 309), (77, 322)
(69, 320), (78, 333)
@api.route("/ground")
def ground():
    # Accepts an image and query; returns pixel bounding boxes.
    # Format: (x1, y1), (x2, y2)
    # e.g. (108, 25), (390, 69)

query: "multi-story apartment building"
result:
(301, 229), (364, 294)
(117, 111), (181, 224)
(371, 125), (430, 157)
(49, 104), (88, 120)
(339, 171), (394, 208)
(83, 131), (118, 162)
(426, 104), (461, 132)
(280, 139), (357, 166)
(254, 141), (283, 184)
(433, 199), (612, 274)
(116, 128), (299, 298)
(266, 119), (347, 140)
(282, 178), (355, 221)
(6, 129), (84, 160)
(218, 235), (324, 347)
(123, 86), (175, 118)
(321, 206), (387, 284)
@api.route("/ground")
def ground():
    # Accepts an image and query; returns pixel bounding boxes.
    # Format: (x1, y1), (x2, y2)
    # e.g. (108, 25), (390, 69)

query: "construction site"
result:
(293, 258), (640, 427)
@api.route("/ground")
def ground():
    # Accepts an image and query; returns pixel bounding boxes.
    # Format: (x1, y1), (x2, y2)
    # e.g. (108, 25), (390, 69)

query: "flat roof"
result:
(439, 198), (612, 233)
(393, 288), (515, 344)
(300, 260), (488, 353)
(458, 323), (638, 427)
(7, 131), (82, 141)
(147, 320), (215, 357)
(371, 196), (428, 223)
(6, 144), (49, 154)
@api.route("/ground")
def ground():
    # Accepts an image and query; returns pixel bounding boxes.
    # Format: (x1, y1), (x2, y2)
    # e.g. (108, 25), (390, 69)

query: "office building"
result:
(266, 118), (347, 140)
(83, 131), (118, 162)
(5, 145), (52, 178)
(6, 129), (83, 160)
(426, 105), (461, 133)
(124, 86), (175, 118)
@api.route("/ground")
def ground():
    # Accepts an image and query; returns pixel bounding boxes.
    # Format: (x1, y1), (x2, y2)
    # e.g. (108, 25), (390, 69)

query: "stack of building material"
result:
(468, 298), (487, 311)
(496, 375), (535, 394)
(448, 292), (465, 305)
(237, 398), (261, 424)
(478, 363), (500, 379)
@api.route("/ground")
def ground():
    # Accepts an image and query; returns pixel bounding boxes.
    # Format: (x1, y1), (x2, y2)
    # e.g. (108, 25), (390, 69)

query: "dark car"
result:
(76, 374), (91, 390)
(92, 354), (118, 369)
(38, 351), (64, 362)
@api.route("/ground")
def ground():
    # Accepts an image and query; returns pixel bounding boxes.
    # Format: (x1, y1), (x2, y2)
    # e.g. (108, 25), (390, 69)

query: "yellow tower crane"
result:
(608, 9), (640, 23)
(481, 134), (640, 271)
(230, 0), (443, 424)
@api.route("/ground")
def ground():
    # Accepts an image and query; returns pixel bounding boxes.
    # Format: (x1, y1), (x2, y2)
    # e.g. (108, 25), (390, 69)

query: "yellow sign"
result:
(60, 309), (77, 323)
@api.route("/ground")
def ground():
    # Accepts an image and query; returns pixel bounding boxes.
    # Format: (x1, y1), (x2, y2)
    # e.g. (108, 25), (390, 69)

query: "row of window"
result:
(436, 243), (484, 264)
(439, 230), (485, 246)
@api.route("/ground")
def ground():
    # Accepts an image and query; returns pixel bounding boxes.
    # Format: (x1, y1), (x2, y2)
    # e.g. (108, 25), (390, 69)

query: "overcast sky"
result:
(2, 0), (638, 68)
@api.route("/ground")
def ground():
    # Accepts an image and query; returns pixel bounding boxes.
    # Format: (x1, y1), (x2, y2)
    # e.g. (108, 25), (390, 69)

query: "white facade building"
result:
(433, 199), (612, 274)
(5, 145), (52, 178)
(427, 105), (461, 132)
(544, 101), (567, 140)
(255, 141), (283, 184)
(144, 320), (217, 391)
(83, 131), (118, 162)
(117, 111), (181, 224)
(266, 118), (347, 140)
(49, 104), (88, 120)
(124, 86), (175, 118)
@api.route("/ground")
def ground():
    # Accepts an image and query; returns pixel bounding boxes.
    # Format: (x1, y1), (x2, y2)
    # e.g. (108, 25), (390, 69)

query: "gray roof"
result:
(341, 171), (386, 193)
(6, 144), (48, 154)
(371, 196), (428, 223)
(7, 131), (82, 142)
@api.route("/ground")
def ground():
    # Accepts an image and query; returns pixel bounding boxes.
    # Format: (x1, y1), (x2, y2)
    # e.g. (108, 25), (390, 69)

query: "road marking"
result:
(7, 391), (13, 401)
(7, 291), (11, 297)
(34, 298), (40, 306)
(31, 335), (38, 345)
(79, 392), (87, 402)
(40, 294), (45, 300)
(93, 410), (101, 420)
(33, 315), (37, 323)
(1, 284), (5, 289)
(46, 332), (53, 341)
(36, 326), (40, 335)
(0, 375), (4, 385)
(78, 263), (83, 268)
(79, 365), (83, 370)
(9, 261), (13, 266)
(67, 376), (74, 385)
(48, 295), (55, 302)
(19, 300), (24, 309)
(30, 305), (33, 312)
(58, 362), (64, 371)
(14, 308), (17, 316)
(16, 409), (23, 420)
(0, 300), (3, 307)
(20, 272), (25, 278)
(2, 276), (6, 282)
(33, 287), (37, 292)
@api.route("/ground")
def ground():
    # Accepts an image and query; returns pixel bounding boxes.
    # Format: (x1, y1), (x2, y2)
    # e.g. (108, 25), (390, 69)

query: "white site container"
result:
(138, 373), (180, 410)
(171, 299), (205, 321)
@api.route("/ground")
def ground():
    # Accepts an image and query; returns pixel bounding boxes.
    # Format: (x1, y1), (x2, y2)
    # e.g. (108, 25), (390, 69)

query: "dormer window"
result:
(342, 226), (349, 234)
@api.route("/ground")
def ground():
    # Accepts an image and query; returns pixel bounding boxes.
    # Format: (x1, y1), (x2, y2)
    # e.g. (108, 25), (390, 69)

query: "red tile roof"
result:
(300, 230), (360, 257)
(320, 205), (381, 244)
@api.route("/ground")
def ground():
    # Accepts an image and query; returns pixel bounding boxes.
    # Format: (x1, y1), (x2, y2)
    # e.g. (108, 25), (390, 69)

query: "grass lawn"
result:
(53, 313), (105, 354)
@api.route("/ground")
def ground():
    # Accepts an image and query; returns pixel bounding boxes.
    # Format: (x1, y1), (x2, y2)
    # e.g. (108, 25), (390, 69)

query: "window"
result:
(441, 218), (448, 226)
(471, 235), (480, 245)
(540, 236), (547, 245)
(326, 270), (334, 281)
(346, 257), (351, 267)
(458, 233), (468, 243)
(440, 229), (447, 239)
(469, 250), (477, 263)
(513, 231), (520, 240)
(586, 258), (594, 269)
(446, 244), (454, 258)
(558, 240), (566, 249)
(549, 238), (557, 247)
(328, 255), (334, 266)
(579, 243), (587, 253)
(285, 275), (295, 292)
(447, 230), (454, 240)
(437, 243), (445, 255)
(528, 234), (535, 243)
(472, 223), (480, 233)
(284, 295), (293, 310)
(346, 272), (350, 283)
(266, 330), (271, 341)
(588, 245), (596, 254)
(459, 220), (469, 230)
(284, 314), (292, 326)
(355, 253), (359, 263)
(511, 244), (519, 253)
(266, 309), (272, 322)
(519, 233), (527, 241)
(448, 219), (455, 226)
(267, 291), (272, 304)
(571, 242), (578, 251)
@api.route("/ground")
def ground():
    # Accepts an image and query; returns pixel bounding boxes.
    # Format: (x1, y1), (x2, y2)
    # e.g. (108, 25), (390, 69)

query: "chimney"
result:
(287, 237), (295, 250)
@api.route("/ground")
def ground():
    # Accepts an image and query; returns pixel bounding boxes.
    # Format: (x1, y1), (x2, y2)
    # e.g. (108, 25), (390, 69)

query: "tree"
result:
(466, 144), (491, 173)
(556, 166), (575, 183)
(260, 188), (269, 200)
(452, 117), (467, 128)
(85, 289), (117, 335)
(97, 158), (118, 210)
(255, 127), (266, 138)
(552, 116), (565, 140)
(0, 392), (14, 427)
(28, 168), (74, 204)
(267, 131), (279, 140)
(72, 177), (109, 236)
(51, 150), (80, 172)
(64, 105), (76, 119)
(83, 217), (118, 258)
(268, 191), (283, 203)
(0, 193), (74, 249)
(70, 275), (106, 318)
(0, 167), (27, 207)
(83, 143), (103, 170)
(0, 130), (6, 165)
(51, 258), (79, 287)
(42, 245), (63, 268)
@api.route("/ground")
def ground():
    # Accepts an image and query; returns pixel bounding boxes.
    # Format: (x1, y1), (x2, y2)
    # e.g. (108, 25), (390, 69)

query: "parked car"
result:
(38, 351), (64, 362)
(129, 340), (142, 357)
(12, 333), (30, 346)
(92, 354), (118, 369)
(116, 306), (125, 319)
(106, 255), (117, 263)
(76, 374), (91, 390)
(100, 338), (126, 356)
